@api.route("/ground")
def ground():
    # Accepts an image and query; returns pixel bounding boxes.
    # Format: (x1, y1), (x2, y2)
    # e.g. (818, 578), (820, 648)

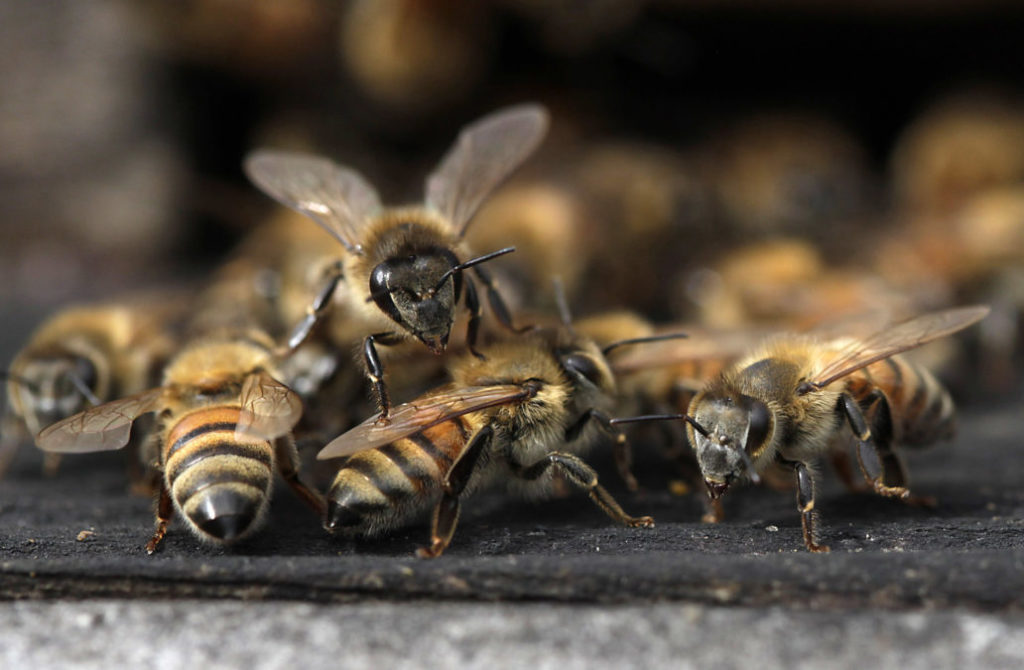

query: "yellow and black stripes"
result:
(162, 406), (274, 543)
(324, 418), (474, 535)
(847, 354), (955, 446)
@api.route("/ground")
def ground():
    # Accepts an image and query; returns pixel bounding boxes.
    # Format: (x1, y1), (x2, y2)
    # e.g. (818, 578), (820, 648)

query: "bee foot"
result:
(807, 543), (831, 553)
(628, 515), (655, 528)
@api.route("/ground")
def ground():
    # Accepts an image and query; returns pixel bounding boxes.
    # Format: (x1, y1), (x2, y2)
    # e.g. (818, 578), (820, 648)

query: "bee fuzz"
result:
(76, 529), (95, 542)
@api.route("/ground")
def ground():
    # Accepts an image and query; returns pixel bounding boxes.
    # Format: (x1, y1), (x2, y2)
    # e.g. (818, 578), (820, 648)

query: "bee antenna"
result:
(610, 412), (710, 438)
(68, 374), (102, 407)
(432, 247), (517, 293)
(601, 332), (689, 356)
(552, 277), (575, 332)
(0, 371), (39, 394)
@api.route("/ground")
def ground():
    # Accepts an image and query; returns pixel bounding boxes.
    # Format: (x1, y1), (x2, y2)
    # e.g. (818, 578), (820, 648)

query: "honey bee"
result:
(683, 306), (989, 552)
(316, 325), (661, 558)
(244, 104), (548, 422)
(1, 297), (186, 478)
(35, 327), (325, 553)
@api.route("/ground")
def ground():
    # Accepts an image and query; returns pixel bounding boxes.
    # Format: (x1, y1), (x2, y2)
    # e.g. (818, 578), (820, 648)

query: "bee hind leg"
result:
(145, 481), (175, 555)
(274, 436), (326, 518)
(417, 425), (494, 559)
(842, 392), (936, 507)
(510, 451), (654, 528)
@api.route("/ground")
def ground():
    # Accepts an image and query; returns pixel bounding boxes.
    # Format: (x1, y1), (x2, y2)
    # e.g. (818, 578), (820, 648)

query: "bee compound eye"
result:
(369, 263), (402, 323)
(563, 353), (603, 386)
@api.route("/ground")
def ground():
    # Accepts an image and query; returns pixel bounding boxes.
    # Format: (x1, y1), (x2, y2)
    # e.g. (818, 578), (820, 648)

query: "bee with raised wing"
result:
(684, 306), (989, 552)
(317, 325), (662, 558)
(244, 104), (548, 422)
(36, 327), (325, 553)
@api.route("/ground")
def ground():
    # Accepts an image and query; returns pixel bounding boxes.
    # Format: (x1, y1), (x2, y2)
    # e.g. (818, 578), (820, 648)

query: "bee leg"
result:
(564, 408), (638, 492)
(841, 392), (915, 501)
(782, 458), (830, 553)
(828, 445), (868, 494)
(0, 422), (19, 478)
(363, 332), (402, 423)
(510, 452), (655, 528)
(274, 436), (326, 518)
(41, 453), (63, 477)
(462, 277), (486, 360)
(852, 391), (937, 508)
(277, 263), (344, 356)
(417, 425), (494, 559)
(701, 498), (724, 524)
(472, 265), (530, 333)
(145, 480), (175, 555)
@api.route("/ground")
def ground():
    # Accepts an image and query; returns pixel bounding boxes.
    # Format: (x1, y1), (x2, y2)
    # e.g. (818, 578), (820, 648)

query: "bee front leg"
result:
(780, 457), (829, 553)
(145, 480), (175, 555)
(417, 425), (494, 559)
(472, 265), (530, 334)
(462, 277), (486, 360)
(277, 262), (344, 356)
(274, 436), (326, 518)
(565, 408), (638, 492)
(509, 451), (654, 528)
(363, 332), (403, 423)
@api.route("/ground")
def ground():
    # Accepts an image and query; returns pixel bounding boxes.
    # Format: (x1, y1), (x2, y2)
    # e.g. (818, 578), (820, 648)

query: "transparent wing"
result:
(425, 104), (549, 237)
(317, 383), (534, 460)
(244, 149), (382, 253)
(811, 305), (990, 389)
(35, 388), (164, 453)
(236, 372), (304, 441)
(608, 327), (763, 375)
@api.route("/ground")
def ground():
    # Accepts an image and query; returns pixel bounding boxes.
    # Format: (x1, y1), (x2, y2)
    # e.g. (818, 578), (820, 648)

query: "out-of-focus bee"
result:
(683, 306), (989, 552)
(698, 112), (877, 254)
(339, 0), (491, 113)
(1, 296), (186, 478)
(316, 325), (663, 558)
(685, 238), (929, 332)
(244, 104), (548, 421)
(890, 93), (1024, 216)
(36, 327), (325, 553)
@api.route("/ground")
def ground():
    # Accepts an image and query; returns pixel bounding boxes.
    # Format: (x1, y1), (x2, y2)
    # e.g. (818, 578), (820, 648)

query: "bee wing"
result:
(425, 104), (549, 237)
(318, 383), (534, 460)
(35, 388), (164, 453)
(608, 328), (758, 375)
(244, 149), (382, 253)
(236, 372), (304, 441)
(811, 305), (990, 389)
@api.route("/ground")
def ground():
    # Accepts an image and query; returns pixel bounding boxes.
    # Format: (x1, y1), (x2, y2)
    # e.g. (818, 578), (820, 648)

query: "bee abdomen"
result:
(858, 356), (956, 447)
(164, 409), (274, 543)
(325, 425), (460, 535)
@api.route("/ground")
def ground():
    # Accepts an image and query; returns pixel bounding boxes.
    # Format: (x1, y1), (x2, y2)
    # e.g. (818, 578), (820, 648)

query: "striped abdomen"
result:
(324, 416), (474, 536)
(163, 406), (275, 543)
(845, 354), (955, 446)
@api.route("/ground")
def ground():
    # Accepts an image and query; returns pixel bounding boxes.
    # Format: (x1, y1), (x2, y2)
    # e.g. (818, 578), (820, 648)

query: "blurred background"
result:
(2, 0), (1024, 392)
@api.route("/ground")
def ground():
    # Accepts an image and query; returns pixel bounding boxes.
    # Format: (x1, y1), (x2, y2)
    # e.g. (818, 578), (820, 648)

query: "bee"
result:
(1, 297), (185, 478)
(683, 306), (989, 552)
(316, 325), (662, 558)
(35, 327), (325, 553)
(243, 104), (548, 422)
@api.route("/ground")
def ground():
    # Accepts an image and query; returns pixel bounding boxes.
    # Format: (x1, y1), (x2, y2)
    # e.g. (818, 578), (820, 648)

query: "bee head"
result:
(558, 341), (616, 398)
(369, 247), (461, 354)
(689, 392), (772, 498)
(10, 354), (102, 433)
